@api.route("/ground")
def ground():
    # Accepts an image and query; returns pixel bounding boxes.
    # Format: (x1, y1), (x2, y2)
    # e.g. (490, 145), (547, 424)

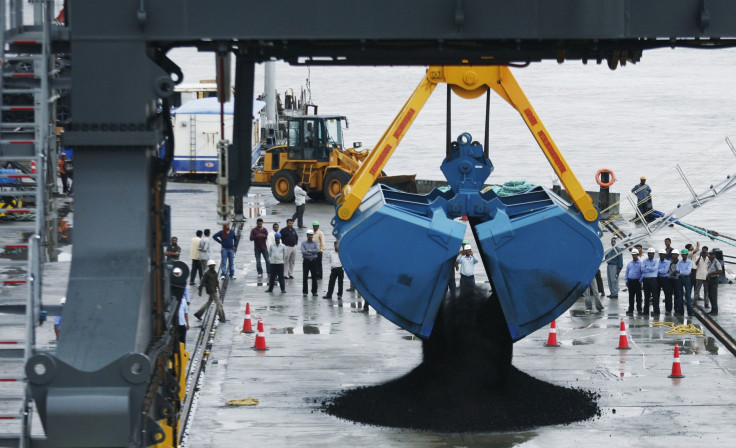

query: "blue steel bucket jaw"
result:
(333, 132), (603, 342)
(472, 188), (603, 341)
(332, 186), (465, 338)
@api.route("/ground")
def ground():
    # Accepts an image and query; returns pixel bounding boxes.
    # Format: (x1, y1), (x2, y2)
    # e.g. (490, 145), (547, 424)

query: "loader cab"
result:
(286, 116), (345, 161)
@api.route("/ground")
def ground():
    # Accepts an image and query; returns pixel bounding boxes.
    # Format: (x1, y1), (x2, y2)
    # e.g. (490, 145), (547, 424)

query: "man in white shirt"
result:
(266, 222), (280, 248)
(693, 246), (710, 307)
(266, 233), (286, 293)
(455, 244), (478, 293)
(292, 181), (307, 228)
(189, 230), (202, 285)
(323, 241), (344, 300)
(197, 229), (212, 278)
(178, 288), (190, 346)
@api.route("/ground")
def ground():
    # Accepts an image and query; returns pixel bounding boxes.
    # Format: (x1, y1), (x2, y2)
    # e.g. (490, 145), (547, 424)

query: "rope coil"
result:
(652, 321), (704, 336)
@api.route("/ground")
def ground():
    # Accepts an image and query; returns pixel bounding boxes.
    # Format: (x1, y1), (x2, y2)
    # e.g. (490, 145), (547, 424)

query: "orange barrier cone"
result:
(241, 303), (254, 334)
(544, 320), (561, 347)
(30, 161), (36, 174)
(252, 318), (269, 351)
(616, 318), (631, 350)
(668, 345), (685, 378)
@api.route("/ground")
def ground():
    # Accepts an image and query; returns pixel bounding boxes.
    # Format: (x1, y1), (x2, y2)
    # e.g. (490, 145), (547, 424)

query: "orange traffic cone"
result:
(668, 345), (685, 378)
(616, 318), (631, 350)
(544, 320), (561, 347)
(241, 303), (254, 334)
(252, 318), (269, 351)
(30, 161), (36, 174)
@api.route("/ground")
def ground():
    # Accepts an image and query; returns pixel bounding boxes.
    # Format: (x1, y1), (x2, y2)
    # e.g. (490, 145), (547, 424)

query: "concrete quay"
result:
(180, 184), (736, 447)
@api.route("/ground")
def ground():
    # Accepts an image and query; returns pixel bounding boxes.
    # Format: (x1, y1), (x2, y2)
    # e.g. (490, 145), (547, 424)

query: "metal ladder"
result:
(0, 0), (64, 445)
(189, 113), (196, 173)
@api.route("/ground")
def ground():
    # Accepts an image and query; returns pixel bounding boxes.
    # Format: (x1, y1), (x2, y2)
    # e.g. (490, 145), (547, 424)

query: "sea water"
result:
(168, 47), (736, 248)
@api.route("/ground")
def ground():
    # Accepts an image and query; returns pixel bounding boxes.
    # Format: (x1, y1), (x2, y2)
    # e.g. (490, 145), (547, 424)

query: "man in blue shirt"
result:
(605, 237), (623, 298)
(632, 176), (654, 223)
(641, 247), (660, 316)
(54, 297), (65, 340)
(654, 249), (671, 315)
(214, 224), (239, 280)
(676, 249), (694, 316)
(624, 249), (643, 316)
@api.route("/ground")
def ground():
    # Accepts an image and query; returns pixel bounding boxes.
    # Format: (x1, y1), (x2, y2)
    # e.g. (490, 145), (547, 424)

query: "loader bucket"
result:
(333, 185), (466, 338)
(473, 187), (603, 341)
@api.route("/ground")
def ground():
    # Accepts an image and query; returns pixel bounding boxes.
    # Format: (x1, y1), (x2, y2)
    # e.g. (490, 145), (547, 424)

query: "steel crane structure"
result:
(5, 0), (736, 446)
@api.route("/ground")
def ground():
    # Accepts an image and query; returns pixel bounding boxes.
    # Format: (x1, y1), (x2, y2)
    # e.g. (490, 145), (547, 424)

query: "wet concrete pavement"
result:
(180, 184), (736, 447)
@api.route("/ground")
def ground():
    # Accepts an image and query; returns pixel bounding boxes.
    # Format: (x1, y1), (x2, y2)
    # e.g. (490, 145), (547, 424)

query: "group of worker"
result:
(605, 237), (724, 317)
(248, 218), (355, 305)
(165, 225), (241, 338)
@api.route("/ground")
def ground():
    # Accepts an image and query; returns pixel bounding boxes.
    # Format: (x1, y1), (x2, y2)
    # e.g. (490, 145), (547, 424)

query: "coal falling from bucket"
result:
(323, 288), (601, 431)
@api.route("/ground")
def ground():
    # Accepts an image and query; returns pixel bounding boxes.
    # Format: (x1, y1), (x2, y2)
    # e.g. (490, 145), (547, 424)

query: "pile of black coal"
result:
(323, 288), (600, 432)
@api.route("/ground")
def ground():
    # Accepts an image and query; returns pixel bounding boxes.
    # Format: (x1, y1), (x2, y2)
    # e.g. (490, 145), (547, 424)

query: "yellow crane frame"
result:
(335, 66), (597, 222)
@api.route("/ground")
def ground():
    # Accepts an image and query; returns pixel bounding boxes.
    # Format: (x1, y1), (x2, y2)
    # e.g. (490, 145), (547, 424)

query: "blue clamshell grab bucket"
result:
(333, 186), (466, 337)
(333, 134), (603, 341)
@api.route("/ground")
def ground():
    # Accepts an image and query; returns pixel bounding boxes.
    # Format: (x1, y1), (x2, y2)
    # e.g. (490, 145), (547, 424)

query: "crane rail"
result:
(177, 220), (244, 444)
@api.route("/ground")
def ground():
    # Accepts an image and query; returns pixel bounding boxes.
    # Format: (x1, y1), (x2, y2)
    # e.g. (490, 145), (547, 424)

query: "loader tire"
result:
(323, 170), (352, 204)
(271, 169), (298, 203)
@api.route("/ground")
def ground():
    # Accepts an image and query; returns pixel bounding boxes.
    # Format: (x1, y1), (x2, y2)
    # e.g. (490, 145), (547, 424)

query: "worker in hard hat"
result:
(641, 247), (660, 317)
(54, 297), (66, 340)
(676, 248), (693, 316)
(194, 260), (226, 323)
(301, 230), (319, 296)
(312, 221), (325, 280)
(631, 176), (654, 223)
(455, 244), (478, 293)
(624, 248), (643, 316)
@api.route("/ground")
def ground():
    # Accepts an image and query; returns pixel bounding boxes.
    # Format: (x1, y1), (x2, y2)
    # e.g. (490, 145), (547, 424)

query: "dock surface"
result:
(3, 184), (735, 446)
(183, 185), (736, 447)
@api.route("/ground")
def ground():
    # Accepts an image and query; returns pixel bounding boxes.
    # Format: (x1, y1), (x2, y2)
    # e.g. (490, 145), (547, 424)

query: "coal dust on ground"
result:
(323, 287), (600, 432)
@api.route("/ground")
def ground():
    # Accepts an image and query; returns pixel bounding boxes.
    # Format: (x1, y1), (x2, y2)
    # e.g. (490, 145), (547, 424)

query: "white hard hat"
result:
(463, 245), (471, 251)
(658, 249), (667, 254)
(630, 249), (639, 255)
(670, 248), (678, 254)
(306, 229), (314, 235)
(60, 297), (66, 305)
(208, 259), (216, 266)
(647, 247), (656, 254)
